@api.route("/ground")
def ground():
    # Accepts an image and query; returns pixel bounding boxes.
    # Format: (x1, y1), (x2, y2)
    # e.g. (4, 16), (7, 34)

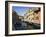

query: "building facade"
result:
(23, 8), (41, 24)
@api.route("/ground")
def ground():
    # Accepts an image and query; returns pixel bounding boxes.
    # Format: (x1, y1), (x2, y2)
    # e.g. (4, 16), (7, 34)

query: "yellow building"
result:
(23, 8), (41, 24)
(24, 9), (34, 23)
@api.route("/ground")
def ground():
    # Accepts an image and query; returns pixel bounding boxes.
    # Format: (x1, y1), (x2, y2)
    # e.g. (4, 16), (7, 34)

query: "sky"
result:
(12, 6), (30, 16)
(12, 6), (39, 16)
